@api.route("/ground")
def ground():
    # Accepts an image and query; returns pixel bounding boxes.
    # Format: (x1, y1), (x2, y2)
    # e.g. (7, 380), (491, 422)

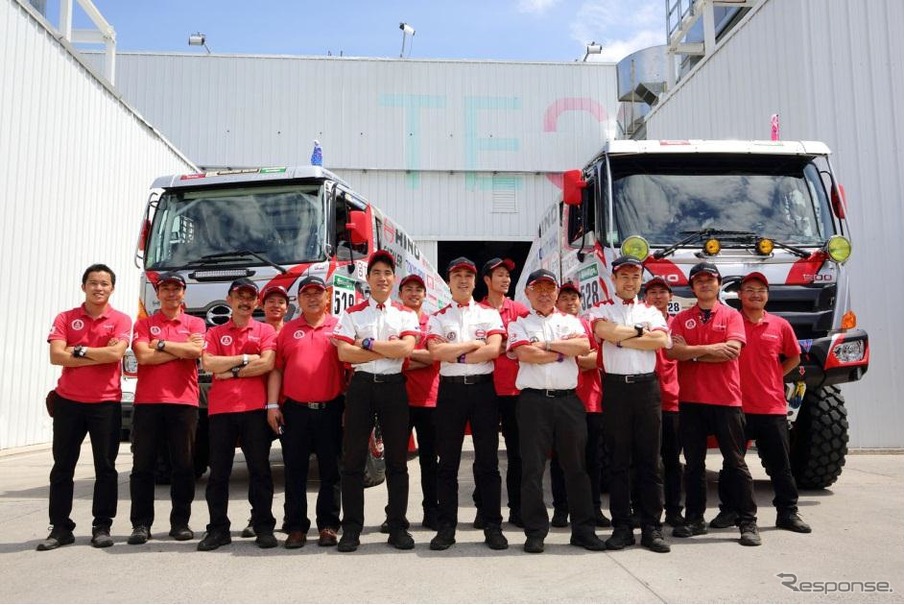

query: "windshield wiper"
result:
(192, 250), (288, 274)
(653, 229), (756, 259)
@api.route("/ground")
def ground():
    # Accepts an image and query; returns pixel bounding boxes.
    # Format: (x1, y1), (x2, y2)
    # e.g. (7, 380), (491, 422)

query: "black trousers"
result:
(341, 374), (410, 535)
(409, 406), (438, 516)
(603, 377), (664, 529)
(680, 402), (757, 525)
(49, 398), (121, 530)
(436, 380), (502, 530)
(551, 412), (603, 513)
(472, 394), (522, 517)
(282, 397), (344, 533)
(205, 410), (275, 533)
(661, 410), (684, 516)
(519, 390), (594, 538)
(129, 404), (198, 529)
(717, 412), (799, 516)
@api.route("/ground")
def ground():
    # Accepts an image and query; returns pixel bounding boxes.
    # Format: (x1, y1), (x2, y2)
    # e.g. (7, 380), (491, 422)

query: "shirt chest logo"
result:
(220, 335), (234, 346)
(71, 319), (85, 331)
(446, 331), (457, 341)
(684, 318), (697, 330)
(293, 330), (306, 340)
(150, 326), (162, 336)
(475, 328), (486, 339)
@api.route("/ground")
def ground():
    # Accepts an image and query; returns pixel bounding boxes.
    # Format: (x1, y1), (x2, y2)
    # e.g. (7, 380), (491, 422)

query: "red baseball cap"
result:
(447, 256), (477, 276)
(261, 284), (290, 302)
(399, 274), (426, 289)
(481, 257), (516, 276)
(367, 250), (395, 273)
(558, 280), (581, 296)
(643, 276), (672, 292)
(741, 271), (769, 287)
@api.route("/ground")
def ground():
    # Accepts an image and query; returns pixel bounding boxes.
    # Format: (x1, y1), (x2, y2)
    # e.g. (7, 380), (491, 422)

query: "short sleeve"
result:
(332, 311), (357, 344)
(507, 318), (529, 352)
(113, 312), (132, 342)
(47, 312), (68, 343)
(132, 318), (150, 346)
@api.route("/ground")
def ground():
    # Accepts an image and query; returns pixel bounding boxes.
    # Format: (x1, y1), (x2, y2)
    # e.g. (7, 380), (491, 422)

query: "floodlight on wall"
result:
(583, 41), (603, 61)
(188, 32), (211, 54)
(399, 22), (415, 58)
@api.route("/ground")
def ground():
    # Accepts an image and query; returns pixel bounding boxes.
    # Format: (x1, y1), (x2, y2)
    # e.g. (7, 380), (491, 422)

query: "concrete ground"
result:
(0, 442), (901, 604)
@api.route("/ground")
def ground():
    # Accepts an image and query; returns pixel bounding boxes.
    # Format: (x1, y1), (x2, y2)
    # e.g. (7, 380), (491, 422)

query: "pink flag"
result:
(771, 114), (780, 141)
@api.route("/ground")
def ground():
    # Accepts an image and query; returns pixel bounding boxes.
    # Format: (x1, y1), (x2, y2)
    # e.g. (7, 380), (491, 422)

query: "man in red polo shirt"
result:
(39, 264), (131, 551)
(127, 272), (205, 546)
(667, 262), (761, 547)
(198, 278), (277, 551)
(549, 281), (610, 529)
(710, 272), (810, 534)
(473, 258), (529, 529)
(643, 276), (685, 528)
(267, 275), (345, 549)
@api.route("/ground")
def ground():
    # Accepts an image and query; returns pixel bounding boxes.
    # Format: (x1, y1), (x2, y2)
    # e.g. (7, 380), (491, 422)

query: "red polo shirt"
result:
(132, 311), (206, 405)
(482, 297), (530, 396)
(205, 319), (276, 415)
(670, 302), (746, 407)
(656, 316), (680, 412)
(576, 318), (602, 414)
(47, 304), (132, 403)
(404, 313), (440, 408)
(276, 314), (344, 403)
(739, 312), (800, 415)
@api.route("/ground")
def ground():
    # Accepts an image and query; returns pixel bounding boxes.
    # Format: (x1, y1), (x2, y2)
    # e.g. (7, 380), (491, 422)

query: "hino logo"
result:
(206, 304), (232, 326)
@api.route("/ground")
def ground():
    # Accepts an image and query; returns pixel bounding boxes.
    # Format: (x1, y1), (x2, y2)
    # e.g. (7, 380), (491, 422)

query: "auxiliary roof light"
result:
(703, 238), (721, 256)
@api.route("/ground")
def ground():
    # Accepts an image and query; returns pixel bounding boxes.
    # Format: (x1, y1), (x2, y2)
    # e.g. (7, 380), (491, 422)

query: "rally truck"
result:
(518, 140), (869, 489)
(121, 165), (450, 481)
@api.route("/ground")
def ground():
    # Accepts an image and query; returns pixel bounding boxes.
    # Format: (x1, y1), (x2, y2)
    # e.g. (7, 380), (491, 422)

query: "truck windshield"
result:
(609, 153), (833, 247)
(145, 184), (325, 269)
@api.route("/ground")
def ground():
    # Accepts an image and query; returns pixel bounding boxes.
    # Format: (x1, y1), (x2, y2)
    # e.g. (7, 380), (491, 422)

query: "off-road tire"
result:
(790, 385), (848, 489)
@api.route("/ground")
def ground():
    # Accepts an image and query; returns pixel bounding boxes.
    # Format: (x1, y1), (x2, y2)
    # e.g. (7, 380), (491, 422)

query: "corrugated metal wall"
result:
(0, 0), (195, 449)
(643, 0), (903, 447)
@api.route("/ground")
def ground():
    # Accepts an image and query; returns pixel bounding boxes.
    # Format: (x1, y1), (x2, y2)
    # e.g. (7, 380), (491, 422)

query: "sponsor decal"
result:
(220, 335), (233, 346)
(799, 339), (813, 353)
(71, 319), (85, 331)
(150, 326), (162, 336)
(293, 330), (305, 339)
(578, 264), (599, 281)
(684, 318), (697, 329)
(383, 219), (396, 244)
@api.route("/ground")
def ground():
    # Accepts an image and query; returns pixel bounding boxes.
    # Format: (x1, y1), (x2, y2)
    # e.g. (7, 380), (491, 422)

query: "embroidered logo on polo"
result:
(684, 319), (696, 329)
(71, 319), (85, 331)
(150, 326), (162, 336)
(475, 329), (487, 339)
(293, 330), (305, 339)
(220, 335), (234, 346)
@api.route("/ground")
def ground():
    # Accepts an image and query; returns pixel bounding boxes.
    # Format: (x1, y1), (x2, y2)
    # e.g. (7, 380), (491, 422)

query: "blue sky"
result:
(51, 0), (665, 62)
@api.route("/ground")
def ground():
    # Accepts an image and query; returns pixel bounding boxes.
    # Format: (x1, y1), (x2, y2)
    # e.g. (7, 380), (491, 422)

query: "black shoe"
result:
(550, 510), (569, 528)
(672, 518), (708, 538)
(570, 532), (607, 551)
(664, 512), (686, 527)
(776, 513), (812, 534)
(241, 517), (256, 538)
(594, 509), (612, 528)
(709, 510), (739, 529)
(641, 526), (671, 553)
(422, 510), (439, 531)
(36, 528), (74, 551)
(255, 532), (279, 549)
(523, 536), (545, 554)
(605, 526), (636, 550)
(472, 511), (486, 530)
(379, 520), (391, 534)
(127, 525), (151, 545)
(337, 531), (360, 553)
(197, 530), (231, 551)
(90, 526), (114, 548)
(429, 528), (456, 551)
(629, 513), (641, 530)
(484, 526), (509, 550)
(169, 525), (194, 541)
(388, 529), (415, 550)
(739, 523), (762, 547)
(507, 511), (524, 529)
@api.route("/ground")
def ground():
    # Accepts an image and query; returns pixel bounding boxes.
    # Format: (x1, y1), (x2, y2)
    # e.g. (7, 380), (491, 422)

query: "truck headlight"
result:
(832, 339), (865, 363)
(122, 350), (138, 376)
(621, 236), (649, 260)
(825, 235), (852, 263)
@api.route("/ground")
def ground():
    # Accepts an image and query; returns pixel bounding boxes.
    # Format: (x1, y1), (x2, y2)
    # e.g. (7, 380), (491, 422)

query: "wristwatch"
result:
(362, 337), (374, 351)
(231, 366), (241, 378)
(73, 345), (86, 358)
(634, 324), (645, 338)
(156, 340), (166, 351)
(242, 353), (249, 366)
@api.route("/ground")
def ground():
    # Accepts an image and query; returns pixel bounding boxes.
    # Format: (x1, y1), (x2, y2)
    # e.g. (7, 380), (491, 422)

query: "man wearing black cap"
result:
(509, 270), (606, 554)
(710, 271), (810, 534)
(127, 272), (206, 545)
(475, 257), (529, 529)
(331, 250), (420, 552)
(667, 262), (761, 547)
(426, 257), (508, 551)
(198, 278), (278, 551)
(268, 275), (346, 549)
(587, 257), (671, 553)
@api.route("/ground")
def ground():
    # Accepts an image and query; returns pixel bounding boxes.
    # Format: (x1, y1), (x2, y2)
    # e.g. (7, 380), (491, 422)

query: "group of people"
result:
(37, 253), (811, 554)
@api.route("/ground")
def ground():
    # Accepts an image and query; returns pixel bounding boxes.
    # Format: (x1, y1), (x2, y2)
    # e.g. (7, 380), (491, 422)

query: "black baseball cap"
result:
(447, 256), (477, 275)
(611, 256), (644, 273)
(526, 269), (558, 288)
(367, 249), (395, 273)
(643, 276), (672, 292)
(155, 272), (186, 289)
(481, 257), (515, 276)
(688, 262), (721, 284)
(229, 277), (259, 295)
(298, 275), (327, 292)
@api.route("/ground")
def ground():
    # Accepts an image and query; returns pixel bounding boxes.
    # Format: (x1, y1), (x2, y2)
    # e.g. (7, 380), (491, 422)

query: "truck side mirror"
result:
(137, 218), (150, 253)
(831, 183), (847, 219)
(346, 210), (370, 245)
(562, 169), (586, 206)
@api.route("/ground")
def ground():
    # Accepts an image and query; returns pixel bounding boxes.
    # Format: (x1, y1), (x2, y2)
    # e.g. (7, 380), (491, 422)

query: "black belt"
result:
(287, 399), (330, 410)
(604, 372), (657, 384)
(440, 374), (493, 385)
(522, 388), (575, 398)
(353, 372), (405, 383)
